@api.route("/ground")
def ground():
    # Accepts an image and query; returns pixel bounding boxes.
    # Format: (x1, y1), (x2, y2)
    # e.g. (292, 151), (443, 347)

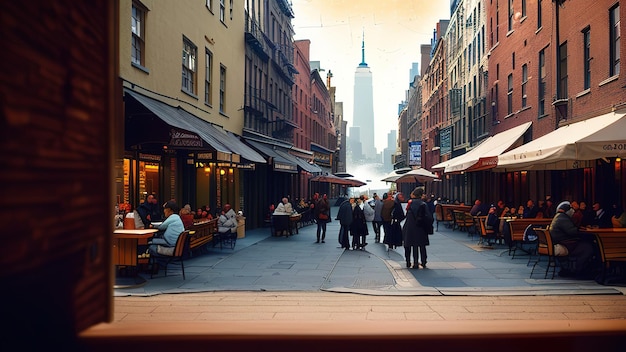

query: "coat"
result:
(315, 198), (331, 223)
(350, 204), (368, 236)
(218, 209), (238, 233)
(336, 200), (353, 227)
(402, 198), (430, 247)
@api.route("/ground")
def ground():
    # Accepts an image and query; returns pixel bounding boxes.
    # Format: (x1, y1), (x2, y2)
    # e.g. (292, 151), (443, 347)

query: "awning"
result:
(246, 140), (298, 173)
(444, 122), (532, 173)
(310, 174), (367, 187)
(289, 155), (322, 173)
(125, 90), (232, 156)
(495, 111), (626, 171)
(210, 126), (266, 164)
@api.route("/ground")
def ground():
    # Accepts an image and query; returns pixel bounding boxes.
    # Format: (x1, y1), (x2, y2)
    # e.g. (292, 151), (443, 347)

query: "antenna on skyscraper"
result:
(360, 28), (367, 67)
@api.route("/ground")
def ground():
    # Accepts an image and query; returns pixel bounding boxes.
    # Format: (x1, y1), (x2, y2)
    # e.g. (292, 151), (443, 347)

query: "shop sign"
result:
(274, 162), (297, 172)
(313, 151), (330, 166)
(408, 141), (422, 167)
(196, 152), (213, 160)
(440, 127), (452, 155)
(237, 163), (255, 170)
(170, 128), (203, 147)
(139, 153), (161, 162)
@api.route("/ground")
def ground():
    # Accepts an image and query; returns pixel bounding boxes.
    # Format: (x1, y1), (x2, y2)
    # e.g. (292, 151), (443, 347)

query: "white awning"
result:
(444, 122), (532, 173)
(495, 111), (626, 171)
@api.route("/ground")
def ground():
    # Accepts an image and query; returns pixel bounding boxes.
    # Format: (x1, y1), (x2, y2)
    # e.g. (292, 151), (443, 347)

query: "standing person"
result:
(372, 193), (384, 243)
(384, 192), (406, 250)
(402, 188), (432, 268)
(351, 197), (368, 250)
(148, 201), (184, 256)
(361, 195), (375, 246)
(315, 194), (330, 243)
(381, 193), (395, 246)
(335, 197), (353, 250)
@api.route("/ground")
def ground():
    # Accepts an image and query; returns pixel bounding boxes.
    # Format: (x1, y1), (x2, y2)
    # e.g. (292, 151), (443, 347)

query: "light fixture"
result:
(220, 169), (225, 175)
(204, 167), (211, 173)
(229, 168), (233, 174)
(616, 157), (621, 162)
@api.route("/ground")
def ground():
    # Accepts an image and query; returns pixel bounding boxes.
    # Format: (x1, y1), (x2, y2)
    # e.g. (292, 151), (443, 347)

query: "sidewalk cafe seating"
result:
(530, 228), (574, 279)
(453, 210), (476, 235)
(150, 230), (190, 280)
(591, 231), (626, 284)
(188, 218), (218, 255)
(504, 218), (552, 263)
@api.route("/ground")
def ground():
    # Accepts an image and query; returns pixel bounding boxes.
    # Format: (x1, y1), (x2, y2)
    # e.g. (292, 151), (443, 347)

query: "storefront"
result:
(119, 89), (265, 220)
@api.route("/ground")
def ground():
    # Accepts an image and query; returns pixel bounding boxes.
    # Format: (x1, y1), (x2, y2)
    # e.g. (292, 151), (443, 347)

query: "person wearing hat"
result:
(549, 201), (596, 278)
(148, 200), (185, 256)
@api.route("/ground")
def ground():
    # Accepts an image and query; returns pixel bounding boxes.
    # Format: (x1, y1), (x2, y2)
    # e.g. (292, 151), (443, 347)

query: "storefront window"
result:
(139, 160), (160, 201)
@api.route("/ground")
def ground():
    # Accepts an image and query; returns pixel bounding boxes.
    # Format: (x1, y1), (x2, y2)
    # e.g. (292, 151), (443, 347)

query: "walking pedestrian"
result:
(384, 192), (405, 250)
(315, 194), (330, 243)
(372, 193), (383, 243)
(351, 197), (368, 250)
(381, 192), (395, 247)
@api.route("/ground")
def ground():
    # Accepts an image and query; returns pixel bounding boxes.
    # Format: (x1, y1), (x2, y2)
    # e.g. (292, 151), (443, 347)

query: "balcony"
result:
(244, 12), (269, 61)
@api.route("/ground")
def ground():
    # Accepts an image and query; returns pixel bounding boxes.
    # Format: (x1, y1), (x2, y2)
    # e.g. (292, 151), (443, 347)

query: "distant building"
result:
(352, 33), (376, 162)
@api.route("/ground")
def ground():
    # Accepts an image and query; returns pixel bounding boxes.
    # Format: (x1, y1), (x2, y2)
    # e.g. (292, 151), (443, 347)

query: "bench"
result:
(504, 218), (552, 261)
(188, 218), (218, 254)
(594, 233), (626, 284)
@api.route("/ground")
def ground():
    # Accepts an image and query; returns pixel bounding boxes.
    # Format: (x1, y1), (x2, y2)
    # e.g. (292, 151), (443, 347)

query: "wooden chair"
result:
(453, 210), (476, 234)
(530, 228), (569, 279)
(477, 216), (496, 246)
(150, 230), (190, 280)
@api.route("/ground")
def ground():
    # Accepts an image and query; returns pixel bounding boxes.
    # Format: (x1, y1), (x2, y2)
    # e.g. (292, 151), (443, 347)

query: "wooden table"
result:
(113, 228), (158, 288)
(579, 227), (626, 285)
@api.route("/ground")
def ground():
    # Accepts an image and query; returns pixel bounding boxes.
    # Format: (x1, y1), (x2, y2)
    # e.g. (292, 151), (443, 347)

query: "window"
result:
(220, 65), (226, 113)
(131, 2), (145, 66)
(206, 0), (212, 12)
(537, 0), (542, 29)
(583, 27), (591, 90)
(558, 42), (568, 99)
(538, 49), (546, 116)
(521, 64), (528, 107)
(508, 0), (514, 32)
(610, 5), (620, 76)
(220, 0), (225, 23)
(522, 0), (527, 17)
(230, 0), (233, 20)
(182, 37), (197, 95)
(205, 49), (213, 105)
(507, 73), (513, 115)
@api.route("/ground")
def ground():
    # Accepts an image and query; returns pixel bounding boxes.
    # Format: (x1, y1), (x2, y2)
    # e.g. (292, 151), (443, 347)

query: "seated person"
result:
(217, 204), (238, 235)
(148, 201), (185, 256)
(550, 201), (597, 278)
(179, 204), (195, 229)
(592, 202), (612, 228)
(273, 197), (294, 215)
(469, 199), (484, 216)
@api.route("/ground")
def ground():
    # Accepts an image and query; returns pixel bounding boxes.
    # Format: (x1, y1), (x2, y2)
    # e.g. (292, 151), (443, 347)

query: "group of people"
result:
(335, 188), (434, 269)
(132, 194), (238, 258)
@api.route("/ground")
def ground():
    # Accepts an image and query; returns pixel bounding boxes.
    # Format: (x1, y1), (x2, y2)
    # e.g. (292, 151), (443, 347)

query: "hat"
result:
(557, 201), (571, 212)
(163, 200), (179, 213)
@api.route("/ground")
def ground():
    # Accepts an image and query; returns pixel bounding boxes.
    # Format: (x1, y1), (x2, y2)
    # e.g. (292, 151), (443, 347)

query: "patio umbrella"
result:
(381, 168), (439, 183)
(310, 174), (367, 187)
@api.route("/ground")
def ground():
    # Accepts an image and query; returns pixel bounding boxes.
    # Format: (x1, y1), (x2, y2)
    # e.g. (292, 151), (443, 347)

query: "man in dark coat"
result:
(402, 188), (431, 269)
(336, 198), (353, 250)
(550, 201), (597, 277)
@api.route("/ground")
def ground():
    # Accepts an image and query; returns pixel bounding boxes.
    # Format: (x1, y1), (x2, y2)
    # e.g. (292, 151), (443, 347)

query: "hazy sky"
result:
(291, 0), (450, 153)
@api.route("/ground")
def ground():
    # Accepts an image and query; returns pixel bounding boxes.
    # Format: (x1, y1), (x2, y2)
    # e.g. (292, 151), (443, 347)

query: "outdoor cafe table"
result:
(113, 228), (158, 288)
(579, 227), (626, 284)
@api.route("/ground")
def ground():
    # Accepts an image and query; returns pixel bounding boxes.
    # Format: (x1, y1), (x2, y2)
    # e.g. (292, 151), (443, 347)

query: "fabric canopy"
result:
(310, 174), (366, 187)
(444, 122), (532, 173)
(495, 111), (626, 171)
(381, 167), (439, 183)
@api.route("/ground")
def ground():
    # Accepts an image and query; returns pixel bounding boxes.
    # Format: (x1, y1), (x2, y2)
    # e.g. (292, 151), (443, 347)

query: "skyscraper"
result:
(352, 33), (376, 161)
